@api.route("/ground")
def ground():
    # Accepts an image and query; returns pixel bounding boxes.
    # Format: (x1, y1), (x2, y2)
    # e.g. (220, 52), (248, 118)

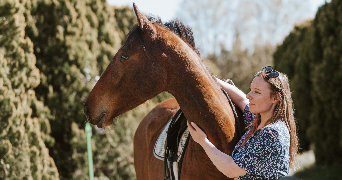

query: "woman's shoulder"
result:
(262, 120), (290, 145)
(267, 120), (290, 136)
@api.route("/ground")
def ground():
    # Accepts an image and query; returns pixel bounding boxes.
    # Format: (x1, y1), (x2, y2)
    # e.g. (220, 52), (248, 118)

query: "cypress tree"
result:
(0, 0), (58, 179)
(308, 0), (342, 164)
(273, 21), (314, 152)
(24, 0), (121, 178)
(274, 0), (342, 164)
(23, 0), (150, 179)
(3, 1), (176, 179)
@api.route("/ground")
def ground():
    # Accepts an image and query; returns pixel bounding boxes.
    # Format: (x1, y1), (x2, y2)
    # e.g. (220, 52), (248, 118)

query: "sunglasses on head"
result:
(262, 66), (279, 80)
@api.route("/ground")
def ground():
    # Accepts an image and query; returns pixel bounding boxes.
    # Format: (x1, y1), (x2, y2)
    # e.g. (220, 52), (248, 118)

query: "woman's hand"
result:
(187, 121), (247, 178)
(187, 121), (208, 146)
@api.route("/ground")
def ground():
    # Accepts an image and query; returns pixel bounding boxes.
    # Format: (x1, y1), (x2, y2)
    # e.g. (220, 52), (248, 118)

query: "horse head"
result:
(84, 3), (197, 128)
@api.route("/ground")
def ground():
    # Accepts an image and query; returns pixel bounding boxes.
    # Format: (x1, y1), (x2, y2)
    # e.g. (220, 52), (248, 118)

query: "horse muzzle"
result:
(84, 104), (108, 128)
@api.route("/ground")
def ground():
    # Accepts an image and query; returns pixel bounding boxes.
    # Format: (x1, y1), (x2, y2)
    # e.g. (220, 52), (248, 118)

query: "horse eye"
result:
(120, 54), (129, 62)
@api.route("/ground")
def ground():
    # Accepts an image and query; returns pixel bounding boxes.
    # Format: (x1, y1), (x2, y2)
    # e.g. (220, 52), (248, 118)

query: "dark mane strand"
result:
(147, 16), (200, 57)
(148, 15), (163, 25)
(164, 19), (200, 57)
(164, 19), (200, 56)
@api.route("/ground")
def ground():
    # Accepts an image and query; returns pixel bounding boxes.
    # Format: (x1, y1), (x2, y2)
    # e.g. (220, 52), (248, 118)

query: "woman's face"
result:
(246, 76), (277, 115)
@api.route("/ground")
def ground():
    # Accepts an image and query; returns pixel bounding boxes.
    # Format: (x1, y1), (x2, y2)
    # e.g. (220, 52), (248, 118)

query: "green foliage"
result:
(273, 20), (314, 152)
(114, 5), (136, 44)
(0, 0), (174, 179)
(21, 0), (125, 179)
(273, 0), (342, 165)
(21, 0), (170, 179)
(0, 0), (58, 179)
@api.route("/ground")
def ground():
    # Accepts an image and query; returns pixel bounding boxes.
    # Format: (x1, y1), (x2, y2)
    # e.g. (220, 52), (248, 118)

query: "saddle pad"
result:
(153, 119), (190, 162)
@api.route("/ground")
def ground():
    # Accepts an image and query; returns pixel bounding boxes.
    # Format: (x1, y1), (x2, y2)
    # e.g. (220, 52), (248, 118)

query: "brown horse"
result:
(84, 3), (244, 180)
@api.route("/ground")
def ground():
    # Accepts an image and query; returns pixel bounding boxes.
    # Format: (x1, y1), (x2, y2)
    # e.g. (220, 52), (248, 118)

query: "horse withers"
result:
(84, 3), (244, 180)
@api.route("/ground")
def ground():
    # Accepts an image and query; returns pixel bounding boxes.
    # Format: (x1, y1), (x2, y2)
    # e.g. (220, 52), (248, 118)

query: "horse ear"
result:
(133, 3), (156, 34)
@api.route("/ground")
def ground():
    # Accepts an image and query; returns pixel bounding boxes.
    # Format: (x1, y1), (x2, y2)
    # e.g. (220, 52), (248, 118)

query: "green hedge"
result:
(0, 0), (146, 179)
(0, 1), (58, 179)
(274, 0), (342, 165)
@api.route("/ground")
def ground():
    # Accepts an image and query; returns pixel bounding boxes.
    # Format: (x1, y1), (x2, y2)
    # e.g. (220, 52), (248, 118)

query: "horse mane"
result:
(147, 16), (201, 57)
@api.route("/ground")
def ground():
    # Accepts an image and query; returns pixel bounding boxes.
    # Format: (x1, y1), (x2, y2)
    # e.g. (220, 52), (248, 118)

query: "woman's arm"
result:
(216, 78), (249, 112)
(187, 121), (247, 178)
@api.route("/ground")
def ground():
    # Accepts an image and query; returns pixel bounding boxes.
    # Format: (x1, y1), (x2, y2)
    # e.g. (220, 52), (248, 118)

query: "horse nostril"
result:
(99, 112), (106, 121)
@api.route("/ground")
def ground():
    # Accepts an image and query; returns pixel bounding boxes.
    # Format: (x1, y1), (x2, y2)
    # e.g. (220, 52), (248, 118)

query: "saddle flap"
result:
(153, 109), (190, 162)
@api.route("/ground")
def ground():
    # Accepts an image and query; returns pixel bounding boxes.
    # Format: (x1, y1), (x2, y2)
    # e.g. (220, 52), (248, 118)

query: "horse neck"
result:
(166, 46), (236, 152)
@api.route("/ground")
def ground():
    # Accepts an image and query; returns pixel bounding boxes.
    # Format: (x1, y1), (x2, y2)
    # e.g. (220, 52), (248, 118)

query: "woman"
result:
(187, 66), (298, 179)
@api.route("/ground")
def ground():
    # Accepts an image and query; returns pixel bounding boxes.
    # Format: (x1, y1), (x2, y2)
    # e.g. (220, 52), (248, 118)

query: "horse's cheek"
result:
(131, 66), (165, 97)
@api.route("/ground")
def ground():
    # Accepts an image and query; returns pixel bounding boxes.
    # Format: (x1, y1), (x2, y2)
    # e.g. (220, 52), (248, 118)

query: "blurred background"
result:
(0, 0), (341, 179)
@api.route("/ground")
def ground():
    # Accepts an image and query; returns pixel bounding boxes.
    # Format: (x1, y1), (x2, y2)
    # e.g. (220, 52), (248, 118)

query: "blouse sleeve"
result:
(243, 105), (256, 127)
(232, 128), (285, 179)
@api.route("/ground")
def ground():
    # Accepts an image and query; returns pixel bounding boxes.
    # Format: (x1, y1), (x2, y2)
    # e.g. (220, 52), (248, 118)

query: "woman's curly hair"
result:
(239, 70), (299, 169)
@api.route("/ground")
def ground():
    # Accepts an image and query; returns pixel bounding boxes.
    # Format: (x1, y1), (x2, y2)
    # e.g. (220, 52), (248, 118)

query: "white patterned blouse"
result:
(232, 105), (290, 180)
